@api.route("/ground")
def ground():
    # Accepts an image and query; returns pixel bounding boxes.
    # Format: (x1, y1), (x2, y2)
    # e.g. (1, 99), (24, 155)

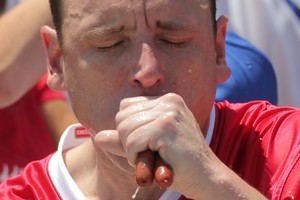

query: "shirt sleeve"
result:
(0, 154), (62, 199)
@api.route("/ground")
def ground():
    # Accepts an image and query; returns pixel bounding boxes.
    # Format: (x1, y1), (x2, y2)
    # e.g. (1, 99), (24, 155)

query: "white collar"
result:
(49, 124), (88, 200)
(48, 106), (216, 200)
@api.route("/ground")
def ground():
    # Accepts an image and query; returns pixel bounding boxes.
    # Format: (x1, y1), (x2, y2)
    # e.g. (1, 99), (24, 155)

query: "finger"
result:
(93, 130), (126, 157)
(119, 96), (159, 110)
(117, 101), (162, 157)
(117, 110), (158, 153)
(116, 97), (159, 126)
(125, 119), (160, 166)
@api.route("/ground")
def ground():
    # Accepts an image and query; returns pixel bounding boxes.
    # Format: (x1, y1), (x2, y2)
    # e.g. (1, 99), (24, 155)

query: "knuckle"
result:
(119, 98), (130, 110)
(160, 114), (178, 131)
(115, 112), (122, 125)
(161, 93), (185, 108)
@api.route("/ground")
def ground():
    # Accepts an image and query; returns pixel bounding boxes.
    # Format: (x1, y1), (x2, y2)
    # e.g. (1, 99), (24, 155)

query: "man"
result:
(216, 0), (300, 107)
(0, 0), (299, 199)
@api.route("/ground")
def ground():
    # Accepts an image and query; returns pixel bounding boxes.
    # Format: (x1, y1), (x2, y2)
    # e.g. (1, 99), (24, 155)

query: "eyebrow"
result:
(156, 20), (193, 31)
(81, 25), (125, 40)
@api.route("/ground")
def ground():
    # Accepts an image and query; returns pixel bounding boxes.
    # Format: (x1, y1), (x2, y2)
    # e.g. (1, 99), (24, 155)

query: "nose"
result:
(128, 43), (164, 88)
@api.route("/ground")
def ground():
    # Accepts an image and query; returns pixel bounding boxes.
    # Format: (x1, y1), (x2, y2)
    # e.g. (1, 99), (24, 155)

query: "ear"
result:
(41, 25), (66, 91)
(215, 15), (231, 84)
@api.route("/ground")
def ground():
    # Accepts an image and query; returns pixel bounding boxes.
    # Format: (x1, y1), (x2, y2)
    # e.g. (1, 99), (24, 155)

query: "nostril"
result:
(133, 79), (141, 86)
(137, 72), (163, 88)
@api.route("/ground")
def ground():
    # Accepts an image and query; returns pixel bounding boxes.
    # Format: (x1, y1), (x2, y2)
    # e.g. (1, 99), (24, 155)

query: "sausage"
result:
(135, 150), (173, 188)
(154, 155), (173, 189)
(135, 149), (155, 187)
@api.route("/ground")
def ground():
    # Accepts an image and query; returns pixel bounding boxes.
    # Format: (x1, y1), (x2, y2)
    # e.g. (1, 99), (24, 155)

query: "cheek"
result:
(68, 85), (120, 132)
(64, 64), (126, 131)
(168, 58), (217, 123)
(69, 73), (133, 132)
(169, 54), (217, 88)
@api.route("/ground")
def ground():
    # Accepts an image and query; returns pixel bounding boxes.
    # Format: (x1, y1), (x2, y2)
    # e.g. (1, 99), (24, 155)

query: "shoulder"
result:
(213, 101), (300, 198)
(215, 101), (300, 134)
(215, 100), (299, 121)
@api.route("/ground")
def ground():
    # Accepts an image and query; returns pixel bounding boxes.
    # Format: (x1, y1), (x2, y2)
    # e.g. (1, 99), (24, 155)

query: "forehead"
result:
(62, 0), (210, 12)
(61, 0), (212, 30)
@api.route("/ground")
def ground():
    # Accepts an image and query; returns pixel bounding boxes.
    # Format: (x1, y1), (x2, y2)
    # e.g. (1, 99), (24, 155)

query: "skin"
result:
(0, 0), (77, 147)
(0, 0), (52, 108)
(42, 0), (266, 199)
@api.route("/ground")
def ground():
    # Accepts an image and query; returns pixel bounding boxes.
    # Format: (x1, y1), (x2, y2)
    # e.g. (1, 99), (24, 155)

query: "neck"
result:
(64, 141), (166, 200)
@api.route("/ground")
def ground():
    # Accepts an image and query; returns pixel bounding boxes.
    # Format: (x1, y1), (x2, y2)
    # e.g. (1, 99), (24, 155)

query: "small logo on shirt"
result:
(75, 127), (90, 138)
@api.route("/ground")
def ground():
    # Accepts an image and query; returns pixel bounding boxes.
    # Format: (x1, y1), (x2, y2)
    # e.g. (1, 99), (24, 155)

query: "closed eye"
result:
(159, 39), (186, 48)
(97, 41), (125, 52)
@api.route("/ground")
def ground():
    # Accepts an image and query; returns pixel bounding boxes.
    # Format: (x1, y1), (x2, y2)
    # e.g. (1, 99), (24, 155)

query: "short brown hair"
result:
(49, 0), (63, 45)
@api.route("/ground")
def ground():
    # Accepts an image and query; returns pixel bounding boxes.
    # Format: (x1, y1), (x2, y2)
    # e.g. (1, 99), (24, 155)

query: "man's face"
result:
(55, 0), (229, 133)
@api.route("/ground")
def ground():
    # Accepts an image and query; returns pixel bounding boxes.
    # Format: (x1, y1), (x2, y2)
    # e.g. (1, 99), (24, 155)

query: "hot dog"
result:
(135, 149), (173, 188)
(135, 149), (155, 187)
(154, 155), (173, 188)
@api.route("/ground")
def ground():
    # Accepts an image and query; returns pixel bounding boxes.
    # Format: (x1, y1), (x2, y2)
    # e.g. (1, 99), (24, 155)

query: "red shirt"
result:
(212, 101), (300, 199)
(0, 74), (66, 181)
(0, 101), (299, 199)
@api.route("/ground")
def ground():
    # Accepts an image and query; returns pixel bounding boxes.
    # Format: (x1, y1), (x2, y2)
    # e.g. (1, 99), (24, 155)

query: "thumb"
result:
(94, 130), (126, 157)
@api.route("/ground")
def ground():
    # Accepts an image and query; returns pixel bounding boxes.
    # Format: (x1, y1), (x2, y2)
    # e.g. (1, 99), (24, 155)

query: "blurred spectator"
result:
(217, 0), (300, 107)
(0, 0), (77, 181)
(0, 0), (52, 108)
(0, 74), (77, 181)
(217, 31), (278, 104)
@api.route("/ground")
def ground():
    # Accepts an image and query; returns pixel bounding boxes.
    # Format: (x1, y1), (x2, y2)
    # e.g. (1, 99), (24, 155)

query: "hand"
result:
(94, 93), (212, 195)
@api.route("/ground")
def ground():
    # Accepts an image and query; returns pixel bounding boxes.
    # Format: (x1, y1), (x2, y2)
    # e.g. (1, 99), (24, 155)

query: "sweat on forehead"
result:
(49, 0), (216, 46)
